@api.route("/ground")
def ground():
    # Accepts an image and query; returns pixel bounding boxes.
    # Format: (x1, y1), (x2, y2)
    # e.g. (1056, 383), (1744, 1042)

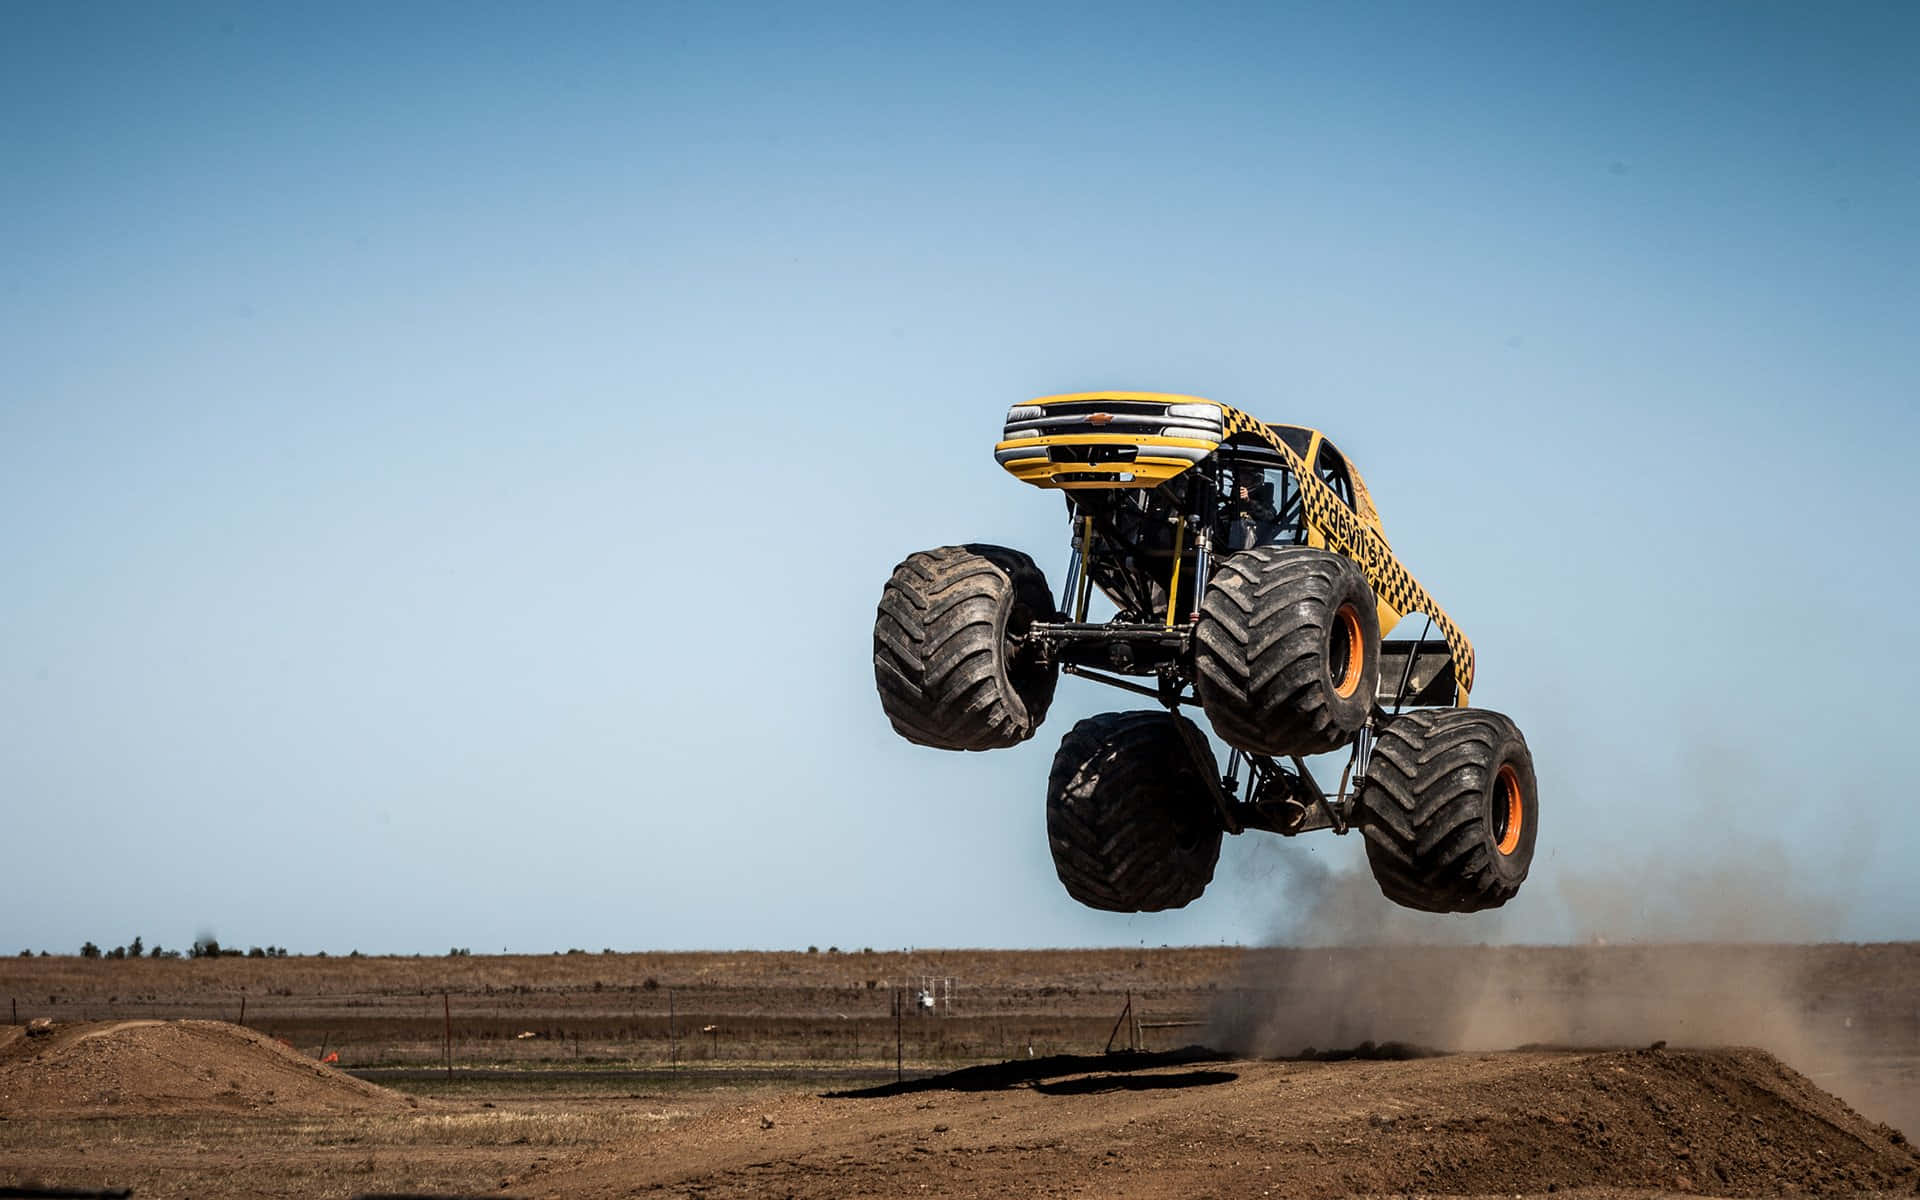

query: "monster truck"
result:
(873, 392), (1536, 915)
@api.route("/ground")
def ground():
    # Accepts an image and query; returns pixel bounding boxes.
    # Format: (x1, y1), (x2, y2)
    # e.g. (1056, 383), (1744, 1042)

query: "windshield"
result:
(1221, 448), (1305, 550)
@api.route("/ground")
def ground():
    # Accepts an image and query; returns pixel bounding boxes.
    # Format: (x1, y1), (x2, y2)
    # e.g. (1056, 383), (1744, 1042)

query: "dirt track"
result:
(553, 1046), (1919, 1199)
(3, 945), (1919, 1197)
(3, 1023), (1918, 1198)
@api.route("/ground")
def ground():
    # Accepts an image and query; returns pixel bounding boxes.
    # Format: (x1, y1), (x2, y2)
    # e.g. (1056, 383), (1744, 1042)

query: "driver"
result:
(1228, 465), (1281, 550)
(1234, 465), (1277, 523)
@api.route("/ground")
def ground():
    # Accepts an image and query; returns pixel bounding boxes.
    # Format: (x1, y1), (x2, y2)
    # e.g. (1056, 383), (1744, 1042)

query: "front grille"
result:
(1004, 403), (1222, 440)
(1038, 400), (1172, 418)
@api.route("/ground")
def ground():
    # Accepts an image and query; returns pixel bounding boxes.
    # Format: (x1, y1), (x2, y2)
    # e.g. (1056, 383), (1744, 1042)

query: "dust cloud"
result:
(1206, 835), (1916, 1134)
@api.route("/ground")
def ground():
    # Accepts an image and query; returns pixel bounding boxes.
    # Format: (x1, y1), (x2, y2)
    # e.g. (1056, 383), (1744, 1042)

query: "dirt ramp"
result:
(555, 1046), (1919, 1198)
(0, 1020), (413, 1117)
(1393, 1047), (1917, 1196)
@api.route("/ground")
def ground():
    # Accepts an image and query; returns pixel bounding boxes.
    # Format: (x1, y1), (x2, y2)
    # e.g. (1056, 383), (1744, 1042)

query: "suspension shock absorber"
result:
(1059, 502), (1082, 614)
(1164, 516), (1186, 629)
(1073, 513), (1095, 621)
(1189, 466), (1215, 618)
(1191, 527), (1210, 617)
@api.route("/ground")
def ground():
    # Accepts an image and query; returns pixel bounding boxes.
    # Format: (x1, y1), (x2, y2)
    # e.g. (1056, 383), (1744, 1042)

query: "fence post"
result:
(1105, 991), (1134, 1054)
(443, 992), (453, 1080)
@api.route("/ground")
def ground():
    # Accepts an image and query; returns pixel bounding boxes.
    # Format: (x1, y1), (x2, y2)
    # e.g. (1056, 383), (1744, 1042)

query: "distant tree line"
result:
(16, 943), (778, 959)
(44, 936), (292, 960)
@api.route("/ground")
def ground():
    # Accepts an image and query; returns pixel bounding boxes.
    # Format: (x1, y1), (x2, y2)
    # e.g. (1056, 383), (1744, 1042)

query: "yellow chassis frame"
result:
(997, 392), (1476, 705)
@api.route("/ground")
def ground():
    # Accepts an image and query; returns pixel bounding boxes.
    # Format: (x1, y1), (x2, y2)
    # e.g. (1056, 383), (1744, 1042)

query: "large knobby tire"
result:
(1354, 708), (1538, 913)
(1195, 547), (1381, 757)
(1046, 711), (1223, 912)
(873, 544), (1059, 751)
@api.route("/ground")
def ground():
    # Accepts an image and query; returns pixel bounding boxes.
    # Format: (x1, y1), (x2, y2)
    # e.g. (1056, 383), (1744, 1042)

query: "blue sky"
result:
(3, 1), (1916, 954)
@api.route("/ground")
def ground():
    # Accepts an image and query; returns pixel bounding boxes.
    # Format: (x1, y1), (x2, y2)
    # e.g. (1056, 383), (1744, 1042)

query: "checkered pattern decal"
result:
(1219, 406), (1476, 703)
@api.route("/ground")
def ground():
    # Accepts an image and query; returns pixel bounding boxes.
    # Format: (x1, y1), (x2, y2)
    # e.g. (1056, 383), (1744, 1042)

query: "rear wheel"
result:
(873, 544), (1058, 751)
(1353, 708), (1537, 913)
(1046, 711), (1223, 912)
(1195, 547), (1381, 756)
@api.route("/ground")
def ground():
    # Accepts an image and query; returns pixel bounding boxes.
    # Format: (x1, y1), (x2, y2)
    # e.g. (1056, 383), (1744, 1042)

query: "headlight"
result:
(1007, 405), (1044, 422)
(1165, 402), (1222, 420)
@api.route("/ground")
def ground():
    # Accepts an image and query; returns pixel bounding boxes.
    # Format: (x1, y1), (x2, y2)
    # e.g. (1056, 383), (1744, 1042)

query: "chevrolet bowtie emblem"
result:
(1088, 412), (1113, 426)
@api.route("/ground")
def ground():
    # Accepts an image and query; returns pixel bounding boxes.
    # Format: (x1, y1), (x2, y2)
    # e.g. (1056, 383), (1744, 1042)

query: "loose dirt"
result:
(9, 1029), (1915, 1198)
(549, 1045), (1919, 1199)
(0, 1019), (414, 1117)
(2, 948), (1918, 1197)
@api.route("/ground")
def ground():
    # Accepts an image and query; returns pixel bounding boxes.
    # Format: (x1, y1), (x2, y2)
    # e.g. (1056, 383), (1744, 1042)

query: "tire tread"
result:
(1046, 712), (1222, 912)
(1355, 708), (1535, 913)
(1195, 547), (1380, 756)
(873, 544), (1057, 751)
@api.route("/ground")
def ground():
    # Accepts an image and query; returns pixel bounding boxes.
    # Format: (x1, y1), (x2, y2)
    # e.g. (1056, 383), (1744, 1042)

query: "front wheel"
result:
(1353, 708), (1538, 913)
(873, 544), (1058, 751)
(1195, 546), (1381, 756)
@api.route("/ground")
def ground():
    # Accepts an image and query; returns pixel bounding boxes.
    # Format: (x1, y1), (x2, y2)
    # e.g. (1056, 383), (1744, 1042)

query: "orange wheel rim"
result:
(1329, 604), (1364, 698)
(1493, 764), (1524, 856)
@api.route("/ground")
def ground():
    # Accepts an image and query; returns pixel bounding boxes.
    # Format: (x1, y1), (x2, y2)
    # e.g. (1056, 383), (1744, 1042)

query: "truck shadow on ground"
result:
(823, 1047), (1237, 1099)
(1032, 1068), (1239, 1095)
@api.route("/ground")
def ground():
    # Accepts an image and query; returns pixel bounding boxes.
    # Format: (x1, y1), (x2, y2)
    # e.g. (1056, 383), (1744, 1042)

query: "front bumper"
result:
(996, 394), (1224, 489)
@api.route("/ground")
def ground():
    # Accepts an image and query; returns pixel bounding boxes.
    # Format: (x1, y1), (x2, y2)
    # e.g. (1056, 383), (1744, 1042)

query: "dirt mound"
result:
(1373, 1046), (1919, 1196)
(556, 1046), (1920, 1198)
(0, 1020), (414, 1117)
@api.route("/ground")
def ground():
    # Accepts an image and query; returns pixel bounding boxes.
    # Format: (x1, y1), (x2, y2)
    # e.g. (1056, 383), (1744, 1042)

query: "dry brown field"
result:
(2, 943), (1917, 1198)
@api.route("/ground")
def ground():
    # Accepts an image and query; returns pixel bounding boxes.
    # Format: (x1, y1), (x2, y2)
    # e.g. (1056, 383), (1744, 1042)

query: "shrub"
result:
(129, 936), (144, 958)
(191, 938), (221, 959)
(80, 941), (100, 959)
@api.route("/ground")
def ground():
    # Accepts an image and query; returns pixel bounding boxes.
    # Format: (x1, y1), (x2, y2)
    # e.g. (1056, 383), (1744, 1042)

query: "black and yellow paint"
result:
(997, 392), (1476, 705)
